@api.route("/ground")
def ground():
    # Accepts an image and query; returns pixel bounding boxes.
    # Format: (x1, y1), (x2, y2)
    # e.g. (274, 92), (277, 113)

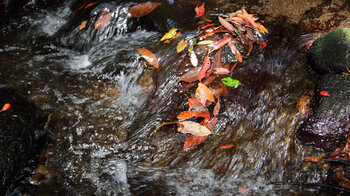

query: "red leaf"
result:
(258, 41), (267, 53)
(219, 144), (235, 149)
(129, 2), (162, 18)
(183, 135), (208, 151)
(179, 68), (200, 83)
(195, 111), (210, 121)
(320, 91), (330, 97)
(94, 10), (112, 30)
(84, 2), (97, 9)
(1, 103), (11, 112)
(198, 55), (211, 82)
(177, 111), (196, 120)
(136, 48), (159, 68)
(206, 117), (218, 131)
(188, 98), (203, 107)
(213, 37), (232, 51)
(195, 3), (205, 18)
(230, 62), (239, 72)
(200, 23), (214, 30)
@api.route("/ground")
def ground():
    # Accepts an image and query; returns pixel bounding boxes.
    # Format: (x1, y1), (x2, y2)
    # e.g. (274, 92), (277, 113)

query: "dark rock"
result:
(0, 87), (47, 195)
(297, 74), (350, 151)
(307, 28), (350, 74)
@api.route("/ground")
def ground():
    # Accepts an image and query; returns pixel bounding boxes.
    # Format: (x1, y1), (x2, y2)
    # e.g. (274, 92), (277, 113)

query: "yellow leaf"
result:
(257, 22), (268, 34)
(176, 39), (188, 53)
(197, 40), (214, 45)
(160, 28), (177, 42)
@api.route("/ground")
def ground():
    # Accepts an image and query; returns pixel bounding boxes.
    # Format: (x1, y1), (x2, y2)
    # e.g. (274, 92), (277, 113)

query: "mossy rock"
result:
(297, 74), (350, 151)
(307, 28), (350, 74)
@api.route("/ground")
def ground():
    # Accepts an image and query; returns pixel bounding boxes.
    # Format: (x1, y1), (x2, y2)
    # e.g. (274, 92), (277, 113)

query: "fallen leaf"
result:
(136, 48), (159, 68)
(213, 98), (220, 116)
(195, 3), (205, 18)
(190, 51), (198, 67)
(128, 2), (162, 18)
(221, 77), (241, 87)
(84, 2), (97, 9)
(195, 111), (210, 121)
(219, 144), (234, 149)
(214, 67), (230, 75)
(177, 111), (196, 120)
(241, 9), (259, 31)
(320, 91), (330, 97)
(176, 39), (188, 53)
(200, 23), (214, 30)
(198, 55), (211, 82)
(218, 16), (235, 32)
(213, 49), (223, 68)
(188, 98), (203, 107)
(258, 41), (267, 53)
(257, 22), (268, 34)
(197, 40), (214, 45)
(205, 117), (217, 131)
(0, 103), (11, 112)
(213, 37), (232, 51)
(195, 83), (215, 105)
(183, 135), (208, 151)
(305, 155), (324, 163)
(188, 39), (197, 53)
(160, 28), (177, 42)
(228, 42), (242, 63)
(79, 20), (87, 31)
(247, 40), (253, 56)
(94, 10), (113, 30)
(178, 121), (211, 136)
(179, 68), (200, 83)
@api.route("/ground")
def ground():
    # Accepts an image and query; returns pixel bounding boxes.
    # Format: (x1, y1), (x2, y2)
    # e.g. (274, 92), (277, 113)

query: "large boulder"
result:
(307, 28), (350, 74)
(297, 74), (350, 151)
(0, 87), (47, 195)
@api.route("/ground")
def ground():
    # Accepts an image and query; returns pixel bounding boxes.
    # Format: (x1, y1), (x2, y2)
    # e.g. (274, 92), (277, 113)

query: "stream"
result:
(0, 0), (343, 195)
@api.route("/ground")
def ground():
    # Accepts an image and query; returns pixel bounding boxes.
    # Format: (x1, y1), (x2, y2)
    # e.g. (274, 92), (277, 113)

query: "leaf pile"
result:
(149, 8), (268, 151)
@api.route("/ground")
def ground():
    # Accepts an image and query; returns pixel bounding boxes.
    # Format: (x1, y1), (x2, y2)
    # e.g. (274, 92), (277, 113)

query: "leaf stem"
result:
(150, 121), (179, 136)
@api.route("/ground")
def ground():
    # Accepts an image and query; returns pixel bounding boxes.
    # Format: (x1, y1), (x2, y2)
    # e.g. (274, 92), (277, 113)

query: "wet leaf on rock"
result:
(221, 77), (241, 87)
(178, 121), (211, 136)
(177, 111), (196, 120)
(128, 2), (162, 18)
(79, 20), (87, 31)
(177, 39), (188, 53)
(94, 10), (113, 30)
(136, 48), (159, 68)
(195, 3), (205, 18)
(195, 83), (215, 105)
(183, 135), (208, 151)
(0, 103), (11, 112)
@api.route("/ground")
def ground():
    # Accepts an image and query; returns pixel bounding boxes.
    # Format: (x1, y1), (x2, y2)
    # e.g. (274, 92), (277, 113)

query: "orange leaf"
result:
(128, 2), (162, 18)
(198, 55), (211, 82)
(183, 135), (208, 151)
(94, 10), (112, 30)
(195, 111), (210, 121)
(0, 103), (11, 112)
(136, 48), (159, 68)
(79, 20), (87, 31)
(177, 111), (196, 120)
(195, 3), (205, 18)
(219, 144), (235, 149)
(241, 9), (259, 31)
(195, 83), (215, 106)
(188, 98), (203, 107)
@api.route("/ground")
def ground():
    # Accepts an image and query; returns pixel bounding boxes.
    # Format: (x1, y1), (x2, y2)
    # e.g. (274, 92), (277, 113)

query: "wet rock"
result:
(0, 87), (47, 195)
(297, 74), (350, 151)
(307, 28), (350, 74)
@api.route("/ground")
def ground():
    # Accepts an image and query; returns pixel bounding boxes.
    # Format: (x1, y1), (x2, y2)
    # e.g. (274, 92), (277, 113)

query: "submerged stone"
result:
(0, 87), (47, 195)
(307, 28), (350, 74)
(297, 74), (350, 151)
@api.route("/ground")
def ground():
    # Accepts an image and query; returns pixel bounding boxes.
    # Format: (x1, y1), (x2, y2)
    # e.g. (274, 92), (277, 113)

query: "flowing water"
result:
(0, 1), (343, 195)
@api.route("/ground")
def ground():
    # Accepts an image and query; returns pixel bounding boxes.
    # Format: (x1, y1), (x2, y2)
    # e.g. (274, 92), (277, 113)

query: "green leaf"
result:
(221, 77), (242, 87)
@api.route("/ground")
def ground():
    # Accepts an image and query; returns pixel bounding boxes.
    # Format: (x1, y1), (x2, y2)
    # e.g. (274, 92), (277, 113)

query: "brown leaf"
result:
(195, 83), (215, 106)
(183, 135), (208, 151)
(213, 98), (220, 116)
(177, 111), (196, 120)
(177, 121), (211, 136)
(128, 2), (162, 18)
(136, 48), (159, 68)
(228, 42), (242, 63)
(206, 117), (218, 131)
(218, 16), (235, 33)
(179, 68), (200, 83)
(94, 10), (113, 30)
